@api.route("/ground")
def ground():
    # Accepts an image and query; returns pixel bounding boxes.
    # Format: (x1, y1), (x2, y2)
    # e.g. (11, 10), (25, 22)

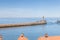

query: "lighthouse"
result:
(39, 16), (47, 24)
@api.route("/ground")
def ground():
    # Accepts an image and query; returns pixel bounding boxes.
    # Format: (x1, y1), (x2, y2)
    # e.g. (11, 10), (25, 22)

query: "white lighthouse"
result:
(39, 16), (47, 24)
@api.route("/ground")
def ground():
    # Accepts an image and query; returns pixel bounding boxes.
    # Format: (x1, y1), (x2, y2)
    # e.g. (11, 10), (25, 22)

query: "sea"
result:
(0, 18), (60, 40)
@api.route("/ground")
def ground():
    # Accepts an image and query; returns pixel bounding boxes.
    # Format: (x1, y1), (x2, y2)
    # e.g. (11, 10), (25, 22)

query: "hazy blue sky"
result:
(0, 0), (60, 18)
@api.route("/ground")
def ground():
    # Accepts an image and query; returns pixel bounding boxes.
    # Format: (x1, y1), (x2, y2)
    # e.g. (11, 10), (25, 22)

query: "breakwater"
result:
(0, 16), (47, 28)
(0, 21), (47, 28)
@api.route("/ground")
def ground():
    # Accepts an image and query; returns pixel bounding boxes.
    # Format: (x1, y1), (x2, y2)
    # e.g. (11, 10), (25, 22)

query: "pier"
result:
(0, 16), (47, 28)
(0, 21), (47, 28)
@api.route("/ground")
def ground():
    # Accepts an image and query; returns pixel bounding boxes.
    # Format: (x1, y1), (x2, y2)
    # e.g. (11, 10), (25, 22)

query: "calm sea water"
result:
(0, 18), (60, 40)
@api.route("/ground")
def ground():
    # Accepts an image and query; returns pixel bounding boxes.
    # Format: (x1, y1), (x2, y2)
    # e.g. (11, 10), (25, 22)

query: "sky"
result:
(0, 0), (60, 18)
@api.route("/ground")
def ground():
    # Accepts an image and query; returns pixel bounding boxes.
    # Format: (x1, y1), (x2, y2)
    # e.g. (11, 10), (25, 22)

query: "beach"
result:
(38, 36), (60, 40)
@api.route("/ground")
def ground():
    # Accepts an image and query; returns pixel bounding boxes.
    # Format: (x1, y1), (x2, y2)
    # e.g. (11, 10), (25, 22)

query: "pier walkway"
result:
(0, 20), (47, 28)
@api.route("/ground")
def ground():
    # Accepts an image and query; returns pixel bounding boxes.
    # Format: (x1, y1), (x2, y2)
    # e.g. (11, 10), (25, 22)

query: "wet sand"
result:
(18, 36), (28, 40)
(38, 36), (60, 40)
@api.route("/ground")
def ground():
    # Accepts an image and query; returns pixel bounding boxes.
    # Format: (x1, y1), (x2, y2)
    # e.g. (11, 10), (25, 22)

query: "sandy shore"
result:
(18, 35), (60, 40)
(38, 36), (60, 40)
